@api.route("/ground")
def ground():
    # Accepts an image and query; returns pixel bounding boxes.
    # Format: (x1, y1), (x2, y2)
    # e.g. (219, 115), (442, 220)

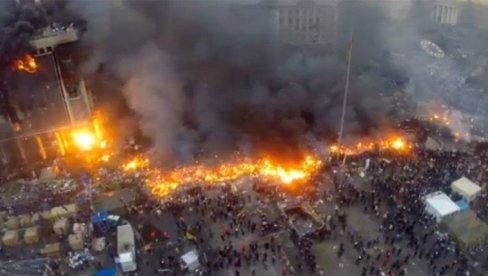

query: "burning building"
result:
(0, 23), (94, 165)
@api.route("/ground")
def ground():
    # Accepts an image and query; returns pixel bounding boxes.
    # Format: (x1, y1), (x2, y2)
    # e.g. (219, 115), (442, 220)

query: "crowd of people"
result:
(1, 135), (487, 276)
(115, 143), (488, 276)
(327, 147), (488, 276)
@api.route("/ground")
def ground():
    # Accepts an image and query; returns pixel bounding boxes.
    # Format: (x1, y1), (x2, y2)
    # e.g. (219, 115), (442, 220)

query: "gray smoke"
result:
(72, 0), (488, 164)
(69, 0), (409, 164)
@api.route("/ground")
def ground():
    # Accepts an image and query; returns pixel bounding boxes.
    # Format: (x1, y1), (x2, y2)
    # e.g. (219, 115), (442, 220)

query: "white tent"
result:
(451, 177), (482, 202)
(425, 192), (460, 222)
(181, 250), (200, 271)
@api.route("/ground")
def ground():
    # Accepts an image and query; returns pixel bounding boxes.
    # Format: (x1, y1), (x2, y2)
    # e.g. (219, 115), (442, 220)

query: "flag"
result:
(185, 231), (196, 241)
(345, 33), (353, 63)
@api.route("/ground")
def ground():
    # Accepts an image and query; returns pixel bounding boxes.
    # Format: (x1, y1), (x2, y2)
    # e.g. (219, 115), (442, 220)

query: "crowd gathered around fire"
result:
(0, 130), (487, 275)
(105, 140), (487, 275)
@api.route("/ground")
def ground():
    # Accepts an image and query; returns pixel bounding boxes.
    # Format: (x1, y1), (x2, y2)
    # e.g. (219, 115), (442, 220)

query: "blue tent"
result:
(91, 211), (108, 224)
(455, 199), (469, 212)
(93, 267), (117, 276)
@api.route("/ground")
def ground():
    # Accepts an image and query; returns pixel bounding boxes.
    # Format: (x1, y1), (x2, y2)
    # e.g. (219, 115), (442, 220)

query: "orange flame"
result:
(123, 155), (322, 197)
(70, 113), (108, 152)
(14, 54), (38, 73)
(329, 135), (410, 155)
(123, 156), (149, 171)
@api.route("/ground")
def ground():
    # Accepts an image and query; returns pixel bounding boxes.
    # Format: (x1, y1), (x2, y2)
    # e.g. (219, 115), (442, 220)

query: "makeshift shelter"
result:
(451, 177), (482, 202)
(30, 213), (40, 225)
(19, 214), (31, 228)
(51, 204), (77, 219)
(181, 250), (200, 271)
(5, 216), (19, 230)
(40, 210), (52, 220)
(442, 210), (488, 248)
(53, 218), (71, 236)
(24, 226), (40, 244)
(93, 267), (117, 276)
(455, 199), (469, 212)
(41, 242), (62, 257)
(68, 234), (84, 250)
(425, 192), (460, 222)
(2, 230), (20, 246)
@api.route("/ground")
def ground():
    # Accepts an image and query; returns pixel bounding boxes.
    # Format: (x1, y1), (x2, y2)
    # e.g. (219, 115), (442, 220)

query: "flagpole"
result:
(338, 32), (353, 147)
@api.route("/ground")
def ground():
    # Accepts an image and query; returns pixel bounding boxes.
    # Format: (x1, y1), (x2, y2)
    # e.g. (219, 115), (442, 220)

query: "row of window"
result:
(279, 7), (335, 19)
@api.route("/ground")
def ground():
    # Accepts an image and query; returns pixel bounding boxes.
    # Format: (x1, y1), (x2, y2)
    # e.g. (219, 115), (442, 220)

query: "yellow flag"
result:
(185, 231), (196, 241)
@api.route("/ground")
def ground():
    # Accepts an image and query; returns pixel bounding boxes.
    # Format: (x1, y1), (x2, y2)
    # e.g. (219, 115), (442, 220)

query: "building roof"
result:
(425, 191), (460, 217)
(451, 177), (482, 196)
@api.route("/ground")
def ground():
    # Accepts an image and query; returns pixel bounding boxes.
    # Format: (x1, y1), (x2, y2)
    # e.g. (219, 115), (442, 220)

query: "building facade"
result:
(0, 25), (93, 165)
(432, 0), (461, 25)
(272, 0), (338, 47)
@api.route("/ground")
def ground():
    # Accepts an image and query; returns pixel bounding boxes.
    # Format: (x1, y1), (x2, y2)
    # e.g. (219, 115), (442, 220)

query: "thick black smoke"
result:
(0, 0), (82, 122)
(72, 0), (404, 165)
(0, 0), (79, 68)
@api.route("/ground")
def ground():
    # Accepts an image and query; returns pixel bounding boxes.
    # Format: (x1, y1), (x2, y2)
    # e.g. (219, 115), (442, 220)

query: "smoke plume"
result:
(69, 0), (408, 164)
(72, 0), (488, 164)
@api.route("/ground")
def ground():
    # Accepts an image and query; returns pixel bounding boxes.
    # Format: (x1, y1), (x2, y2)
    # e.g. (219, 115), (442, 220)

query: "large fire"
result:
(329, 136), (410, 155)
(124, 155), (322, 197)
(70, 113), (108, 153)
(14, 54), (38, 73)
(120, 135), (411, 197)
(72, 129), (97, 151)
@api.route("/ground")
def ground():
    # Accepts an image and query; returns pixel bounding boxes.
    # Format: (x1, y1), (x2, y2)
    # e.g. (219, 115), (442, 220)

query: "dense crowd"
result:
(1, 141), (487, 275)
(328, 148), (488, 275)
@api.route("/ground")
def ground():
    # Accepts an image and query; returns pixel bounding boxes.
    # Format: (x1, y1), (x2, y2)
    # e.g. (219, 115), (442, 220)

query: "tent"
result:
(24, 226), (40, 244)
(51, 204), (78, 219)
(30, 213), (40, 225)
(68, 234), (84, 250)
(41, 242), (62, 257)
(93, 267), (117, 276)
(5, 216), (19, 230)
(425, 192), (460, 222)
(40, 210), (53, 220)
(442, 210), (488, 248)
(19, 214), (32, 228)
(2, 230), (20, 246)
(455, 199), (469, 212)
(451, 177), (482, 202)
(181, 250), (200, 271)
(53, 218), (71, 236)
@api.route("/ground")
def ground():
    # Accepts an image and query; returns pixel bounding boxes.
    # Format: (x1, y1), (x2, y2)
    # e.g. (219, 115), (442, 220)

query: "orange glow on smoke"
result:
(123, 155), (322, 197)
(329, 135), (410, 155)
(14, 54), (38, 73)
